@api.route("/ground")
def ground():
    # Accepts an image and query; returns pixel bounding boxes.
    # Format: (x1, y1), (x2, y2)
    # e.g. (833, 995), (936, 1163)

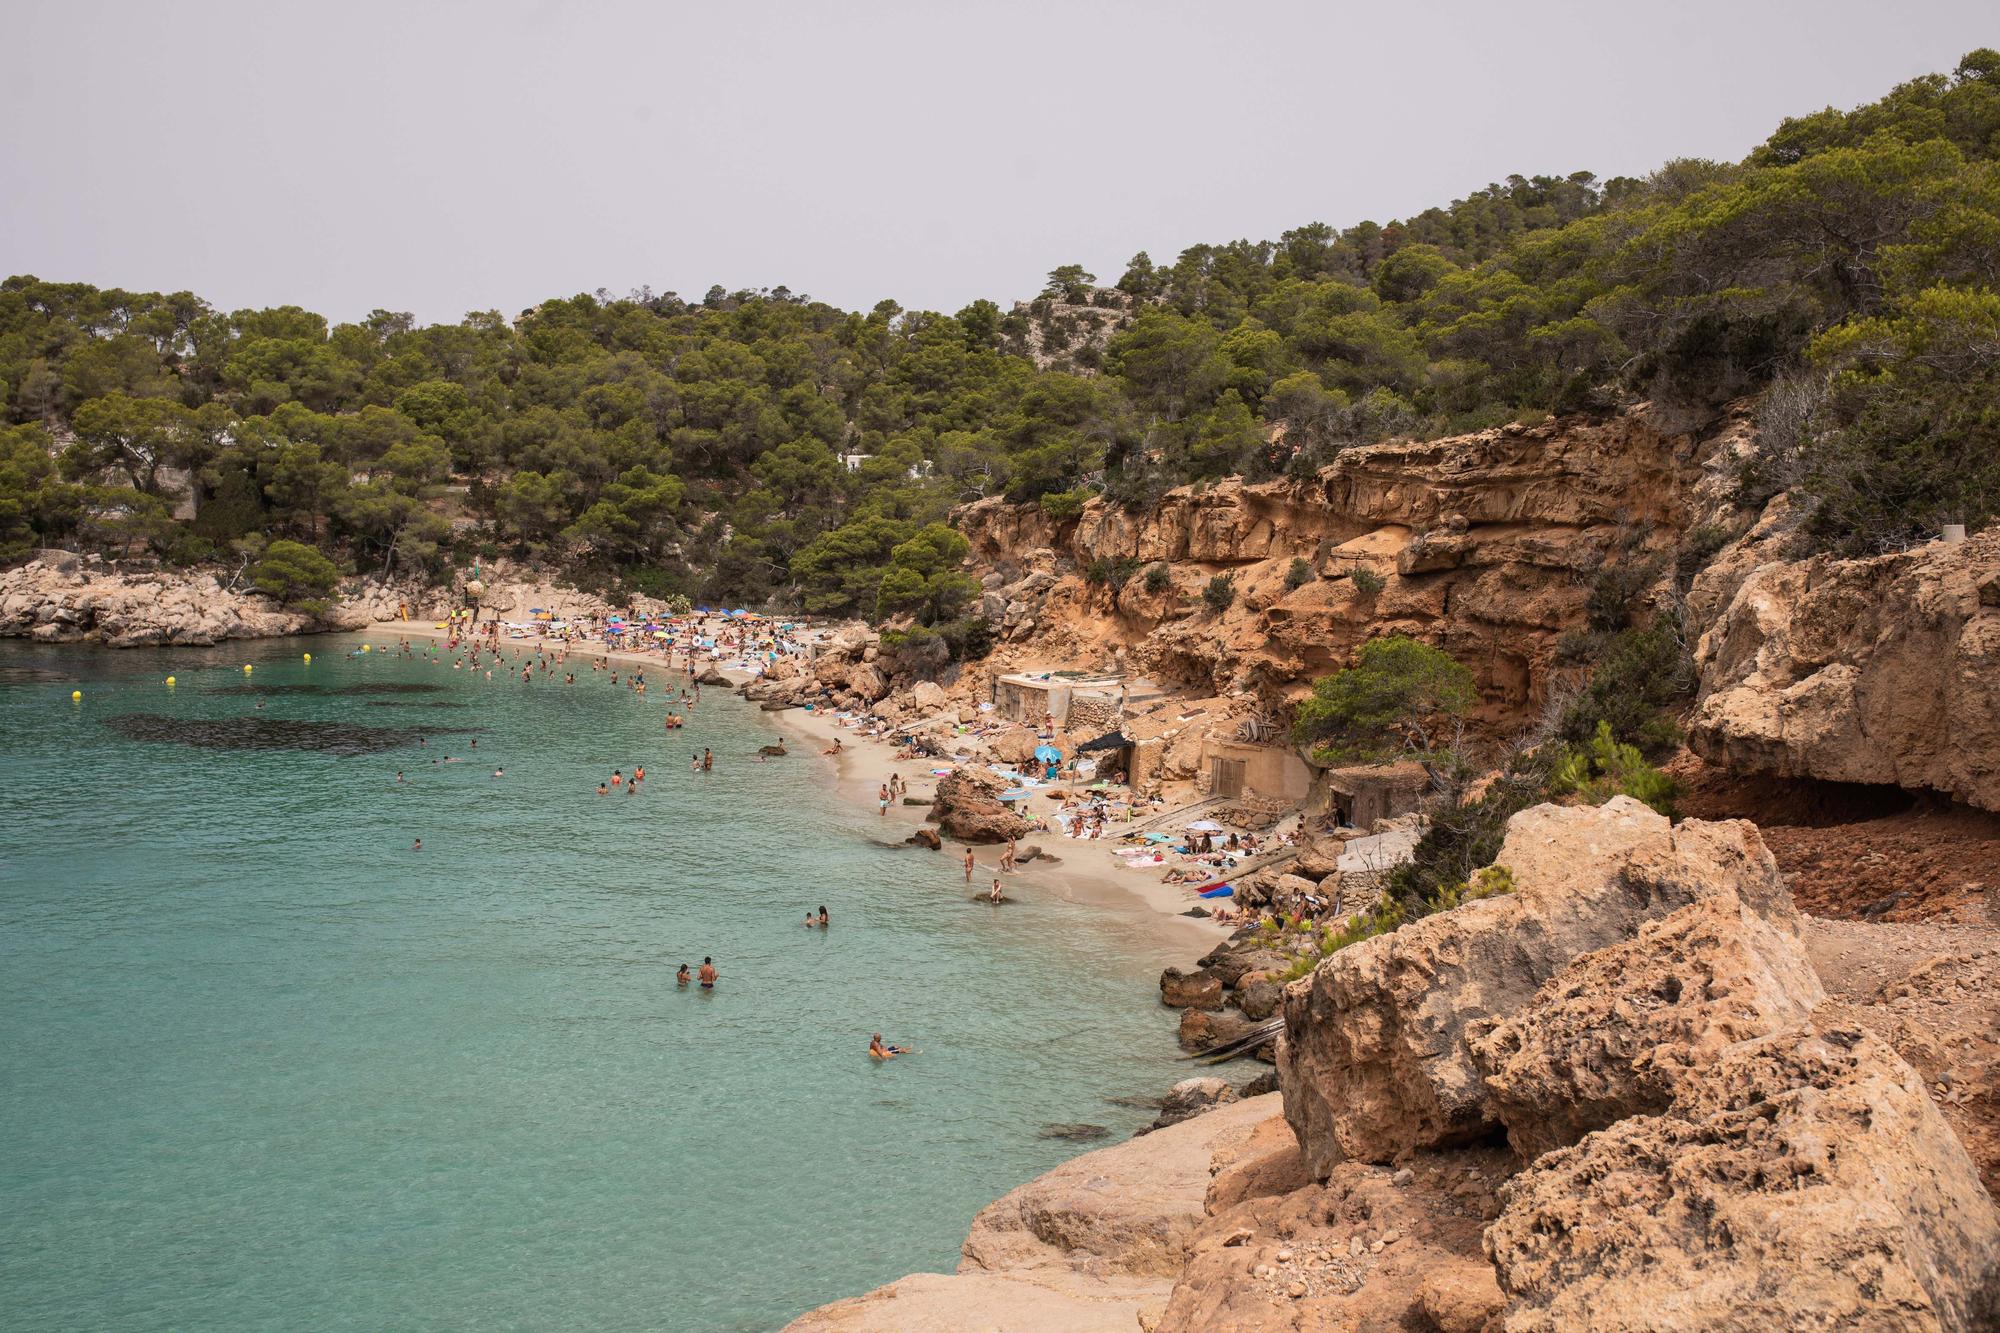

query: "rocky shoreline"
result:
(789, 797), (2000, 1331)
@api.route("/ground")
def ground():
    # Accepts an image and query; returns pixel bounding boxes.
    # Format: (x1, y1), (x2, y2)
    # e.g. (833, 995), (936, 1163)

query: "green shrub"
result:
(1284, 557), (1314, 590)
(1384, 756), (1549, 919)
(1202, 573), (1236, 612)
(1292, 634), (1474, 763)
(1143, 563), (1171, 594)
(1425, 863), (1516, 914)
(1350, 567), (1386, 596)
(1039, 489), (1089, 522)
(1554, 616), (1695, 755)
(1084, 557), (1116, 585)
(1549, 721), (1679, 815)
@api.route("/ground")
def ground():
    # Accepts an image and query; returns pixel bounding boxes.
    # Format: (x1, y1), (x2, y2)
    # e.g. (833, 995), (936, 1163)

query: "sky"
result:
(4, 0), (1994, 326)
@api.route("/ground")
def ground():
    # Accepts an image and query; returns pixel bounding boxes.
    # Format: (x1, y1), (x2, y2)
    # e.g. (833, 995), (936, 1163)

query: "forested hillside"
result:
(3, 50), (1995, 616)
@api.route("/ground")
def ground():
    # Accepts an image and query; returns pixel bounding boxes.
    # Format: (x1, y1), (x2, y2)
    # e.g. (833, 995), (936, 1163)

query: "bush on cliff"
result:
(1549, 721), (1678, 816)
(1202, 572), (1236, 612)
(1292, 635), (1474, 764)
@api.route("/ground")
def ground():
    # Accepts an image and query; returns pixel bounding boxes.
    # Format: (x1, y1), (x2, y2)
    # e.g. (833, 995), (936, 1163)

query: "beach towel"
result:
(1199, 884), (1235, 898)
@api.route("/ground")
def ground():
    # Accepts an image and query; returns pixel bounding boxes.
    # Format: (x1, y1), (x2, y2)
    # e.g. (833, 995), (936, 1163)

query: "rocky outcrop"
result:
(784, 1095), (1282, 1332)
(1468, 884), (1824, 1160)
(925, 769), (1029, 844)
(1278, 798), (1793, 1173)
(956, 410), (1715, 716)
(1689, 527), (2000, 812)
(0, 553), (313, 646)
(1487, 1026), (2000, 1331)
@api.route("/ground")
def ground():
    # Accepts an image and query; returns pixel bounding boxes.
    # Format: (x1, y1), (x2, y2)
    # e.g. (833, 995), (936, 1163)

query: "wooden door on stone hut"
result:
(1209, 757), (1245, 798)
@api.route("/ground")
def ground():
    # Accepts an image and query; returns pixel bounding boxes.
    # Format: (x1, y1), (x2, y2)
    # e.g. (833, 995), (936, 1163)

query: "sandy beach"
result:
(366, 620), (1230, 953)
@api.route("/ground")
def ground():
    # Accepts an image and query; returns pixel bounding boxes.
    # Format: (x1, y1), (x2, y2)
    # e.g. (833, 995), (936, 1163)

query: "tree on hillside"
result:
(252, 538), (341, 612)
(1042, 265), (1097, 303)
(1291, 635), (1476, 764)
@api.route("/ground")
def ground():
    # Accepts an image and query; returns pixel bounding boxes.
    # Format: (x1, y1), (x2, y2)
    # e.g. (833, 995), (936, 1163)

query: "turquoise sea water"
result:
(0, 636), (1190, 1331)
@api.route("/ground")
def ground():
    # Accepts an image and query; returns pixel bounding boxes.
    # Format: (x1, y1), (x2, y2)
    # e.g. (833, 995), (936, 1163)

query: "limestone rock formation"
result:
(925, 769), (1029, 844)
(1469, 884), (1825, 1161)
(1487, 1027), (2000, 1331)
(1279, 798), (1790, 1173)
(956, 410), (1711, 716)
(1689, 527), (2000, 811)
(1158, 966), (1224, 1010)
(0, 555), (310, 646)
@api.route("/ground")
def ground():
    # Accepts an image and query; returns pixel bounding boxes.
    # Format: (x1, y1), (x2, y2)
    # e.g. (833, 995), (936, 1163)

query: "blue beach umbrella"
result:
(1033, 744), (1061, 763)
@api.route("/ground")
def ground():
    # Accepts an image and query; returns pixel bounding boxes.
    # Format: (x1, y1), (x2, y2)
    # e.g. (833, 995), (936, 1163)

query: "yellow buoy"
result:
(362, 644), (372, 653)
(165, 676), (176, 687)
(244, 664), (254, 673)
(303, 652), (312, 663)
(71, 690), (82, 701)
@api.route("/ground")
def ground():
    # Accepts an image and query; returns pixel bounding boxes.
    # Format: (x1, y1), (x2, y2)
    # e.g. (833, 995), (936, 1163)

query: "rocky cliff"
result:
(0, 552), (661, 649)
(959, 409), (1715, 724)
(1688, 526), (2000, 812)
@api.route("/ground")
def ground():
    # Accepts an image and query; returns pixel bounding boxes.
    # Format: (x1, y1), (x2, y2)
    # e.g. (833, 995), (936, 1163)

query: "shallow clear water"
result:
(0, 636), (1190, 1331)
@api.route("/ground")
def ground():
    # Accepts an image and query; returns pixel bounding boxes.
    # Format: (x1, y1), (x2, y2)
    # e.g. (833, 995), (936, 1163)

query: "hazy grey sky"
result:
(5, 1), (1993, 325)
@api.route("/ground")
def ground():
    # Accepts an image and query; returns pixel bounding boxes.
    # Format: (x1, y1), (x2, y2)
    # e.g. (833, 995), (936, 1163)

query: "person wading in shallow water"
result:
(698, 957), (717, 990)
(963, 846), (975, 883)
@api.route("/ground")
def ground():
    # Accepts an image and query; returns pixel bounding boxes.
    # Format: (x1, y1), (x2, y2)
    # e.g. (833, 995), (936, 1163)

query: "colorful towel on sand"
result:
(1199, 883), (1235, 898)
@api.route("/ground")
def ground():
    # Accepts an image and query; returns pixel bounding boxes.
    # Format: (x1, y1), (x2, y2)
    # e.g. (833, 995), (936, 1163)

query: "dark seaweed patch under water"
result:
(203, 682), (446, 697)
(104, 713), (478, 756)
(363, 700), (469, 709)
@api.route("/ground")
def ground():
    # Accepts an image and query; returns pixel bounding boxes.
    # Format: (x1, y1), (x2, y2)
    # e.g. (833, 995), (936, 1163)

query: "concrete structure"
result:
(992, 672), (1125, 729)
(1317, 761), (1432, 829)
(1200, 736), (1313, 802)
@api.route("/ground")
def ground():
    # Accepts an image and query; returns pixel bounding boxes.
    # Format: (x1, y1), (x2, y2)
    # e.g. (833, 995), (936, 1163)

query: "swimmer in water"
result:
(676, 964), (690, 987)
(412, 838), (423, 852)
(397, 771), (405, 783)
(493, 767), (504, 777)
(869, 1033), (912, 1059)
(702, 749), (712, 772)
(698, 957), (716, 990)
(818, 906), (829, 928)
(597, 782), (609, 796)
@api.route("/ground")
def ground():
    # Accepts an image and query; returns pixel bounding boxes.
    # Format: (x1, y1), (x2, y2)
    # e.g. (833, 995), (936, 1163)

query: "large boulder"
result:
(988, 726), (1041, 765)
(1279, 798), (1792, 1174)
(927, 769), (1029, 844)
(1487, 1027), (2000, 1331)
(845, 662), (888, 703)
(1468, 885), (1824, 1161)
(1689, 527), (2000, 812)
(1159, 967), (1224, 1010)
(1140, 1077), (1240, 1134)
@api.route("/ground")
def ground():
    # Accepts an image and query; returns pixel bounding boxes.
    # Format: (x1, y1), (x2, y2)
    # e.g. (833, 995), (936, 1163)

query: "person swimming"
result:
(493, 767), (504, 777)
(676, 963), (691, 987)
(412, 838), (423, 852)
(698, 957), (716, 990)
(597, 782), (609, 796)
(869, 1033), (912, 1059)
(817, 906), (829, 928)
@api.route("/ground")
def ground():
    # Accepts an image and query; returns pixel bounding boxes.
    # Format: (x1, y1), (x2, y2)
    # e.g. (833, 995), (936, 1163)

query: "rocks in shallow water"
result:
(1237, 1070), (1279, 1099)
(1038, 1123), (1111, 1142)
(1233, 976), (1284, 1022)
(1196, 942), (1289, 989)
(1280, 798), (1793, 1173)
(1178, 1008), (1262, 1054)
(926, 769), (1029, 844)
(1136, 1077), (1240, 1135)
(1014, 843), (1044, 863)
(1488, 1026), (2000, 1331)
(906, 828), (941, 851)
(1159, 966), (1224, 1010)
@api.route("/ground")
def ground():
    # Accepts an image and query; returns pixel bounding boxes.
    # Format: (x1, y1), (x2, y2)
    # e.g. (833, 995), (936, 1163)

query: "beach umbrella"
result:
(1033, 744), (1062, 763)
(1187, 819), (1225, 832)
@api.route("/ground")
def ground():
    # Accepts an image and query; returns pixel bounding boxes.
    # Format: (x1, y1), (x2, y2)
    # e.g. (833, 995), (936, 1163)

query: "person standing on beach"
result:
(878, 783), (891, 816)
